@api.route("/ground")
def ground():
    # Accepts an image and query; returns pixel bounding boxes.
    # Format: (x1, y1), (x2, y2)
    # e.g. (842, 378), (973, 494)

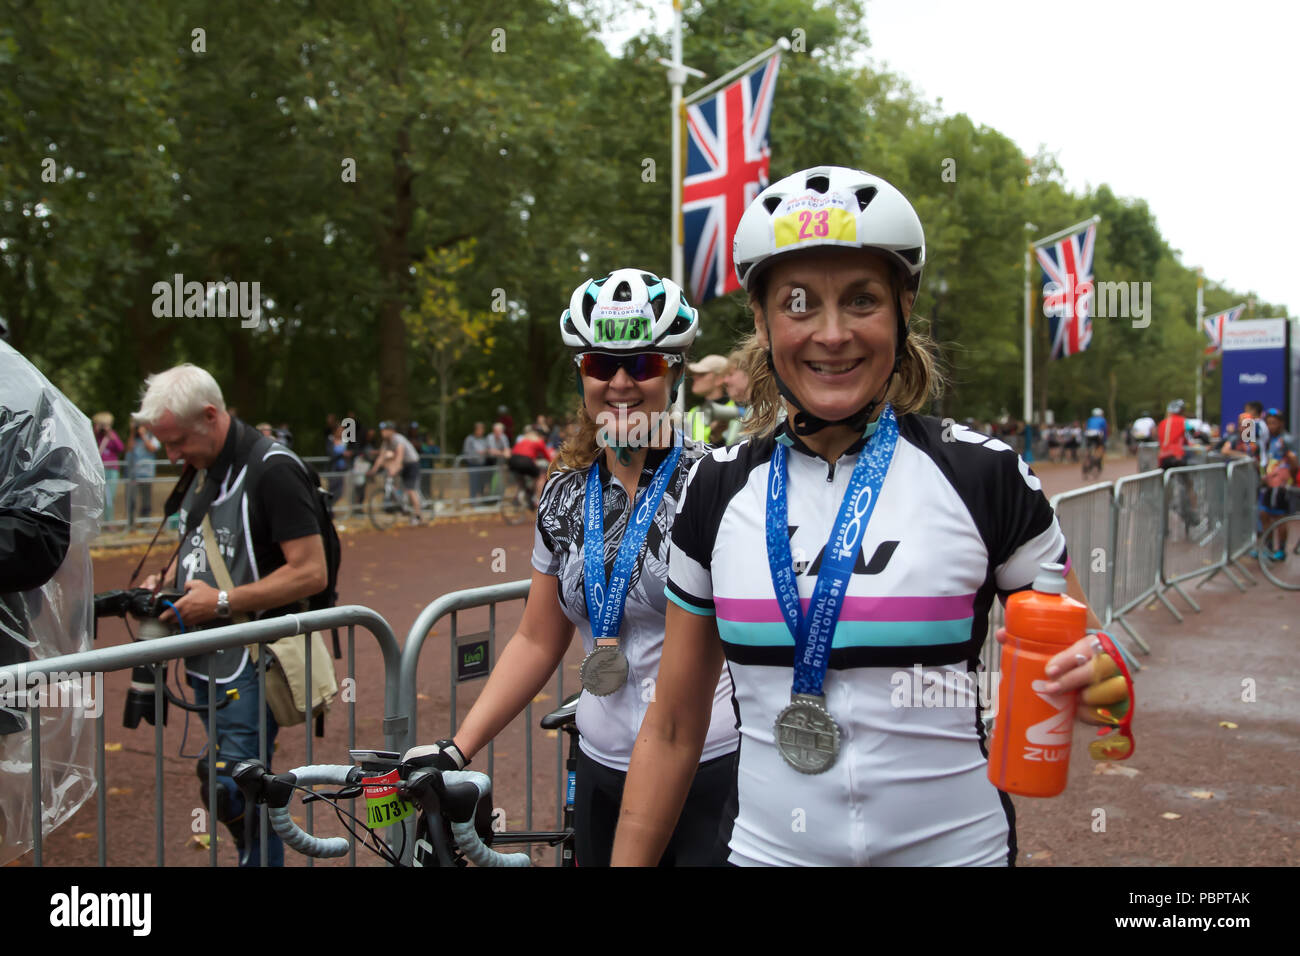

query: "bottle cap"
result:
(1032, 562), (1068, 595)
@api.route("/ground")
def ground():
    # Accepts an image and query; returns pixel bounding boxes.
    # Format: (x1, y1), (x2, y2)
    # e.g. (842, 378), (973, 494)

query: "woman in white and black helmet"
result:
(613, 167), (1133, 866)
(410, 269), (739, 866)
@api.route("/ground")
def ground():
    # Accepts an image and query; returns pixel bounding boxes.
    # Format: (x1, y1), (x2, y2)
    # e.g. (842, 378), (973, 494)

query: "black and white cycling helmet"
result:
(560, 268), (698, 353)
(733, 165), (925, 297)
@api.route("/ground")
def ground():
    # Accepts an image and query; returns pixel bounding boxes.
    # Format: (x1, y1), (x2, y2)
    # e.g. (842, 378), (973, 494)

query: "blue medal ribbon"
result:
(584, 437), (683, 641)
(766, 405), (899, 697)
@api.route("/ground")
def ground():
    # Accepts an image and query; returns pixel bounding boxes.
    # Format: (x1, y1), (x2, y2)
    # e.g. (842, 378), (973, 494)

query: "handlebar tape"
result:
(267, 765), (359, 858)
(442, 771), (530, 867)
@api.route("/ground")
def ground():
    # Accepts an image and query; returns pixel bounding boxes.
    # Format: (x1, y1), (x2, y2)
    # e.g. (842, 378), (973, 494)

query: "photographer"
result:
(134, 364), (329, 867)
(0, 336), (104, 866)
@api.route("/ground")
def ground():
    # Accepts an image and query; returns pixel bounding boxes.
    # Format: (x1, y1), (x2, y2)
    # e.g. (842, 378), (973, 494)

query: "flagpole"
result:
(683, 38), (790, 106)
(1195, 268), (1205, 422)
(1023, 225), (1034, 460)
(1032, 215), (1101, 250)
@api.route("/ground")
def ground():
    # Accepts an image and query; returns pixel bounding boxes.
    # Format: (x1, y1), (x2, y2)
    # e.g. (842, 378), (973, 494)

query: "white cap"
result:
(1032, 562), (1068, 594)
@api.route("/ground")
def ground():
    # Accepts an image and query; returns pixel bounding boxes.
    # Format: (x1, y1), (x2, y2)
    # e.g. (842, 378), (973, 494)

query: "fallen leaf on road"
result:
(417, 693), (429, 701)
(104, 742), (122, 752)
(476, 556), (485, 562)
(107, 787), (133, 796)
(1025, 850), (1051, 861)
(74, 832), (93, 840)
(1218, 721), (1238, 729)
(545, 729), (557, 739)
(191, 834), (211, 850)
(477, 531), (489, 538)
(364, 590), (376, 596)
(532, 693), (552, 703)
(1093, 763), (1140, 777)
(1189, 790), (1214, 799)
(1160, 812), (1182, 820)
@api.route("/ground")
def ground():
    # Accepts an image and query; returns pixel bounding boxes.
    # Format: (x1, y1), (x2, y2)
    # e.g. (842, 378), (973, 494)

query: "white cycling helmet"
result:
(1092, 407), (1104, 417)
(560, 268), (698, 353)
(733, 165), (925, 295)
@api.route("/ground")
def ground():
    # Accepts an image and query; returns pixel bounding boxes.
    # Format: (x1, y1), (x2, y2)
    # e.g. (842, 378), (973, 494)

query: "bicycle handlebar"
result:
(257, 763), (531, 865)
(268, 765), (362, 858)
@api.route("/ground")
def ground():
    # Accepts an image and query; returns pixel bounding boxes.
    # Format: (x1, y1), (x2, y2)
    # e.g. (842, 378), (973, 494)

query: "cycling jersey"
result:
(385, 432), (420, 464)
(1084, 415), (1107, 441)
(1131, 417), (1155, 441)
(532, 439), (738, 772)
(666, 415), (1068, 866)
(511, 436), (554, 462)
(1157, 415), (1187, 461)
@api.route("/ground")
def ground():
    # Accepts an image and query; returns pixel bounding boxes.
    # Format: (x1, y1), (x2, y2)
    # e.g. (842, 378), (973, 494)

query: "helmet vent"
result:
(763, 195), (783, 214)
(612, 281), (632, 301)
(806, 174), (830, 193)
(855, 186), (877, 210)
(897, 246), (923, 266)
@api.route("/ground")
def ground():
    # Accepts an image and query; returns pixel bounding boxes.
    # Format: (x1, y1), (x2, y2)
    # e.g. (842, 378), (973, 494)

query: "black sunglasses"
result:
(574, 351), (682, 382)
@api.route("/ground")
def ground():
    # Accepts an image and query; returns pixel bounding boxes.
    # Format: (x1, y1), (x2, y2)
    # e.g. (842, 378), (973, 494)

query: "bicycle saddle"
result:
(540, 691), (581, 730)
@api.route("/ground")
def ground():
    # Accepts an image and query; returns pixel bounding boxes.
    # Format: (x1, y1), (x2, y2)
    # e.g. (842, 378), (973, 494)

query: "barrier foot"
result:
(1170, 581), (1202, 613)
(1114, 613), (1152, 654)
(1230, 557), (1259, 585)
(1155, 586), (1185, 623)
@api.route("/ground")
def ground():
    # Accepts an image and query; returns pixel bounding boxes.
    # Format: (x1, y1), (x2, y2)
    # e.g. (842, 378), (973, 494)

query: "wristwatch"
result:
(216, 590), (231, 619)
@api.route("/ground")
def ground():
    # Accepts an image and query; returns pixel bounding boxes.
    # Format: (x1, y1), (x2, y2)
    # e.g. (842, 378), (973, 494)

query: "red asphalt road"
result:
(17, 454), (1298, 867)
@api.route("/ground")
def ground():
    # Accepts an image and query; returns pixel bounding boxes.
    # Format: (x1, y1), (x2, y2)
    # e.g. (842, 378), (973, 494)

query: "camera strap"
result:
(128, 464), (200, 588)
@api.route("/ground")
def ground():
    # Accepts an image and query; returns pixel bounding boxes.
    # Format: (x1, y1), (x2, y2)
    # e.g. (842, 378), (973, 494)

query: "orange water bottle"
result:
(988, 562), (1087, 797)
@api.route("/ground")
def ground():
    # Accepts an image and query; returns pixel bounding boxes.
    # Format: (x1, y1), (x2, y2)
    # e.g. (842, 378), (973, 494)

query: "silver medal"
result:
(774, 693), (841, 774)
(580, 644), (629, 696)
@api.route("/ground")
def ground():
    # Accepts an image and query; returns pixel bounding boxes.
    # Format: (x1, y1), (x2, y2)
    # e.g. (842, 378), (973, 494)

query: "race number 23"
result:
(773, 207), (857, 249)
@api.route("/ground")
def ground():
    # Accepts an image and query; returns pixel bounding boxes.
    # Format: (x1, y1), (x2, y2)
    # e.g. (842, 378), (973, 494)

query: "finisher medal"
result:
(774, 694), (841, 774)
(765, 406), (900, 775)
(580, 640), (630, 696)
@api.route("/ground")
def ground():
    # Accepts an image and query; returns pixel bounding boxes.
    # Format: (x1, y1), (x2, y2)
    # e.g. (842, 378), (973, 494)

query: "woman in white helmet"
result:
(419, 269), (739, 865)
(613, 167), (1132, 866)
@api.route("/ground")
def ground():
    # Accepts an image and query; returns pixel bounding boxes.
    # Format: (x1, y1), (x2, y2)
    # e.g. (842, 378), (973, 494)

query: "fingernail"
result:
(1043, 681), (1060, 693)
(1074, 653), (1089, 665)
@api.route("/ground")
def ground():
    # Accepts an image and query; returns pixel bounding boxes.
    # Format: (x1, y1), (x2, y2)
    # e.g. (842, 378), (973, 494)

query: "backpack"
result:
(245, 435), (343, 615)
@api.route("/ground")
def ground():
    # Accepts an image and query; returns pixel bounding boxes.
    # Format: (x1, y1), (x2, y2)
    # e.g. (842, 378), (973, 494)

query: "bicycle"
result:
(1082, 439), (1105, 480)
(232, 692), (581, 866)
(1256, 487), (1300, 590)
(367, 472), (432, 531)
(500, 467), (537, 526)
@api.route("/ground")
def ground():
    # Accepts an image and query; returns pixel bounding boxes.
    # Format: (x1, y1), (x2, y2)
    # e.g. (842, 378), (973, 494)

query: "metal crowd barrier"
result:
(1136, 442), (1160, 473)
(1, 606), (403, 866)
(399, 579), (571, 865)
(1109, 470), (1164, 651)
(1157, 464), (1230, 618)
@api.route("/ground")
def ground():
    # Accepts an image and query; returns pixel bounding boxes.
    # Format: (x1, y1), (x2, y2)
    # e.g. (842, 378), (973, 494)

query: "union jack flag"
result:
(1035, 222), (1098, 360)
(682, 53), (781, 303)
(1202, 304), (1245, 355)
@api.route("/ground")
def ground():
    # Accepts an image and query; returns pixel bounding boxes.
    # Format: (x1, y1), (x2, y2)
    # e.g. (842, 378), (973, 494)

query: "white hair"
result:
(134, 363), (226, 427)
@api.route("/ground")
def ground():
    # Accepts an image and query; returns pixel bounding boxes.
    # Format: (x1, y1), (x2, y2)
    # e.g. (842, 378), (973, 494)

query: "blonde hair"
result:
(740, 271), (945, 438)
(92, 411), (114, 429)
(134, 363), (226, 427)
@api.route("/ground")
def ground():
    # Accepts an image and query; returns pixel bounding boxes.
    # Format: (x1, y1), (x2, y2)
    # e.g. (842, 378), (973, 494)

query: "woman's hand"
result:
(994, 628), (1132, 729)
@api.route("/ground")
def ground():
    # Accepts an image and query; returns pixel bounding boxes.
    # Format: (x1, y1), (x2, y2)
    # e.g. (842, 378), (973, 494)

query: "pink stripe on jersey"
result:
(714, 593), (976, 624)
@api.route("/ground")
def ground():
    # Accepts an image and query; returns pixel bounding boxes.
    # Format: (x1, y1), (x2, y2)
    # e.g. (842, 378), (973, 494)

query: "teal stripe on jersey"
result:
(717, 617), (974, 648)
(666, 588), (715, 617)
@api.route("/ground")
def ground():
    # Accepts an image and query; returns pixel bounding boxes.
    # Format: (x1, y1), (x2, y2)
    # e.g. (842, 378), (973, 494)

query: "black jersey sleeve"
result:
(257, 456), (324, 544)
(665, 453), (720, 614)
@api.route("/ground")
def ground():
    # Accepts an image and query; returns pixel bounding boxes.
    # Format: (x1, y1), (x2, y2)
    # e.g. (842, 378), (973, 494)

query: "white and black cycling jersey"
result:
(666, 414), (1069, 866)
(532, 439), (738, 772)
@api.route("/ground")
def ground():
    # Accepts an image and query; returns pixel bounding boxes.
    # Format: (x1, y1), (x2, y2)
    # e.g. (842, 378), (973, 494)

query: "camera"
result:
(93, 587), (185, 728)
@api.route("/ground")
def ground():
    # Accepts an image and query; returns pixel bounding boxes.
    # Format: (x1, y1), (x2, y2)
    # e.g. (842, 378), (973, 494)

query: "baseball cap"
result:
(687, 354), (728, 375)
(1264, 407), (1282, 417)
(378, 420), (396, 430)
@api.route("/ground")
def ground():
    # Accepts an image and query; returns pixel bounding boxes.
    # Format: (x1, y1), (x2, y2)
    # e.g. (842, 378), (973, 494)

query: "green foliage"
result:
(0, 0), (1278, 451)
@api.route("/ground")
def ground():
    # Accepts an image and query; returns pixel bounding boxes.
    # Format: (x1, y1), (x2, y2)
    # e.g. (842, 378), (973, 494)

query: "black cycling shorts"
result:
(508, 454), (540, 478)
(1085, 434), (1104, 448)
(1259, 486), (1298, 516)
(399, 460), (420, 490)
(1158, 456), (1186, 471)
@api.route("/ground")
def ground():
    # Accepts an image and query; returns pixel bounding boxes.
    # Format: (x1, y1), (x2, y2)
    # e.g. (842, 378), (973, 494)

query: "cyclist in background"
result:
(408, 269), (739, 866)
(1258, 408), (1298, 561)
(1084, 407), (1107, 474)
(508, 427), (555, 507)
(1222, 400), (1266, 467)
(1158, 399), (1196, 527)
(369, 420), (422, 525)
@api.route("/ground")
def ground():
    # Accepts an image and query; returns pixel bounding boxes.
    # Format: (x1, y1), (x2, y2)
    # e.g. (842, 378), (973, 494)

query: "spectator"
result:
(684, 354), (733, 445)
(326, 424), (349, 506)
(1222, 400), (1266, 466)
(1258, 408), (1298, 560)
(461, 422), (492, 503)
(273, 422), (294, 448)
(721, 350), (753, 446)
(92, 412), (124, 523)
(494, 405), (514, 445)
(1, 339), (104, 864)
(323, 413), (339, 454)
(255, 421), (274, 439)
(136, 363), (332, 867)
(125, 419), (161, 526)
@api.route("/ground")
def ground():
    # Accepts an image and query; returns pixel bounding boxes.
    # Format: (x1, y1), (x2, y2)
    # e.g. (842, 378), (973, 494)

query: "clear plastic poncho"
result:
(0, 339), (104, 865)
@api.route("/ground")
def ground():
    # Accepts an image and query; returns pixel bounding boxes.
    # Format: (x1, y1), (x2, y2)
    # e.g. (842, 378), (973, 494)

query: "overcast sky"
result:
(600, 0), (1297, 316)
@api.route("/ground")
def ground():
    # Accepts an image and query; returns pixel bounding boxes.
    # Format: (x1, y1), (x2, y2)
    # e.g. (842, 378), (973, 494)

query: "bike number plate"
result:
(362, 769), (415, 828)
